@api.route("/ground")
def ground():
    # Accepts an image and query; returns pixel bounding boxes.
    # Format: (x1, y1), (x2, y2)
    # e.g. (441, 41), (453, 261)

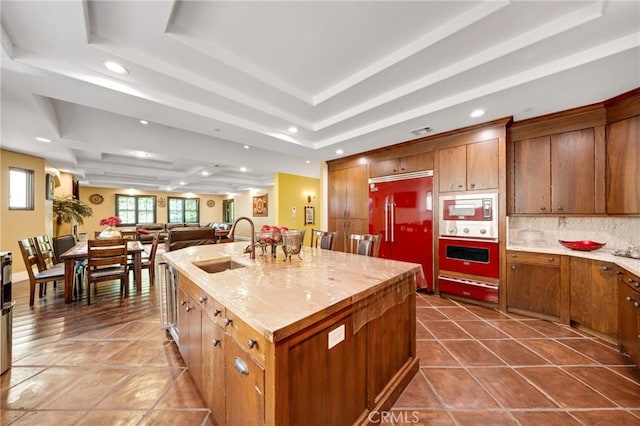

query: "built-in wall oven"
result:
(438, 193), (500, 304)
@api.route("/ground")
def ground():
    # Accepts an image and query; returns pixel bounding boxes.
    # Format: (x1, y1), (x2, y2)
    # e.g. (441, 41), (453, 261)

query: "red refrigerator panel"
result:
(369, 175), (434, 291)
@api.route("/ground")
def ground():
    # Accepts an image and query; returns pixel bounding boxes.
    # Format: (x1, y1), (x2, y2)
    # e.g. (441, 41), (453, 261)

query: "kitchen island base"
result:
(170, 256), (419, 426)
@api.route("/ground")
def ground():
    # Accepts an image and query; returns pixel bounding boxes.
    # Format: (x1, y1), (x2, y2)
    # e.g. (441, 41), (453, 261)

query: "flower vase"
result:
(99, 226), (122, 239)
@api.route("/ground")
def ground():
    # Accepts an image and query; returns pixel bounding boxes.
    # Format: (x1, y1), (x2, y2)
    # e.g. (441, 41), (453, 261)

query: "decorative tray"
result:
(558, 240), (606, 251)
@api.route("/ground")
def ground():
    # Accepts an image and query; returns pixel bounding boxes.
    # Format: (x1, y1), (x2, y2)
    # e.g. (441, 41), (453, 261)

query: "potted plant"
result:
(53, 195), (93, 236)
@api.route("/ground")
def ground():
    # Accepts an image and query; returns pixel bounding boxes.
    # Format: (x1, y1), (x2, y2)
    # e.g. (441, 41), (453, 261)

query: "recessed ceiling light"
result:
(139, 120), (148, 125)
(305, 160), (310, 164)
(201, 171), (210, 176)
(335, 149), (344, 155)
(179, 181), (186, 186)
(240, 167), (247, 172)
(288, 126), (298, 134)
(103, 60), (129, 75)
(35, 137), (51, 143)
(134, 151), (150, 158)
(470, 109), (485, 118)
(244, 145), (250, 149)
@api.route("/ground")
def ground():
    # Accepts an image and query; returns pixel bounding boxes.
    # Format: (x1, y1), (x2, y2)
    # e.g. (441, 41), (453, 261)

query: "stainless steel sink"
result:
(193, 258), (246, 273)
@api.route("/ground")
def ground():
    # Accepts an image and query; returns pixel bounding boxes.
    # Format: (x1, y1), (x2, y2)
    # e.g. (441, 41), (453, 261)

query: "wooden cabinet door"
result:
(225, 340), (265, 426)
(507, 262), (560, 319)
(331, 218), (368, 253)
(618, 280), (639, 364)
(188, 299), (203, 391)
(345, 165), (368, 219)
(177, 288), (190, 362)
(369, 159), (400, 177)
(202, 319), (225, 426)
(570, 258), (617, 338)
(328, 168), (347, 219)
(551, 129), (595, 214)
(606, 116), (640, 214)
(467, 138), (499, 190)
(514, 136), (551, 214)
(438, 145), (467, 192)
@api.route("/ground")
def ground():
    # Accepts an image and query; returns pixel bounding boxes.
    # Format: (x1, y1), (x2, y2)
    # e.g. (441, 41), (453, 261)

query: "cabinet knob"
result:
(540, 207), (546, 211)
(511, 265), (517, 270)
(557, 206), (563, 211)
(548, 257), (555, 262)
(213, 309), (221, 316)
(247, 339), (258, 349)
(458, 184), (464, 188)
(185, 306), (192, 312)
(511, 254), (517, 258)
(470, 183), (475, 188)
(212, 338), (221, 347)
(234, 357), (249, 375)
(224, 318), (233, 326)
(180, 300), (187, 306)
(199, 295), (207, 303)
(635, 302), (640, 308)
(599, 265), (609, 271)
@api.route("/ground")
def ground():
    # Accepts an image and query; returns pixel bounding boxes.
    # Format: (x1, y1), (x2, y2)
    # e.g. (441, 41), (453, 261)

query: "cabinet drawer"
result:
(507, 251), (560, 266)
(204, 298), (226, 328)
(224, 308), (267, 366)
(180, 274), (211, 304)
(619, 269), (640, 293)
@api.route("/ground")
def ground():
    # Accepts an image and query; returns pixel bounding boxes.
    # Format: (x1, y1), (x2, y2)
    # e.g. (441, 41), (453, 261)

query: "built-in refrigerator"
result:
(368, 171), (434, 291)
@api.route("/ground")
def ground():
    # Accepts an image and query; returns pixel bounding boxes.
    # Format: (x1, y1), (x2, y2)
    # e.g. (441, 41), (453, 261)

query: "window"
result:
(168, 197), (200, 223)
(9, 168), (34, 210)
(115, 194), (157, 225)
(222, 199), (234, 223)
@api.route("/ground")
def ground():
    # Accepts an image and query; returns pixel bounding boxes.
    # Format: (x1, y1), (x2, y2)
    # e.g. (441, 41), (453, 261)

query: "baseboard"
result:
(12, 270), (28, 283)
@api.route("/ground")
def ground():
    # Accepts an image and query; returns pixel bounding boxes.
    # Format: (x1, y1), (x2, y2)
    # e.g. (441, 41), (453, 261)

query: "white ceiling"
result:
(1, 0), (638, 195)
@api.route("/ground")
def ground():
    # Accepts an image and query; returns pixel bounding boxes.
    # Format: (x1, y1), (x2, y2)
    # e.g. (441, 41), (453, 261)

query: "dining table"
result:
(59, 240), (145, 303)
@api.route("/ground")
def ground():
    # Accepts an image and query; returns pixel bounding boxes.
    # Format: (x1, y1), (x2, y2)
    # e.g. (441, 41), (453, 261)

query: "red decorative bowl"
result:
(558, 240), (606, 251)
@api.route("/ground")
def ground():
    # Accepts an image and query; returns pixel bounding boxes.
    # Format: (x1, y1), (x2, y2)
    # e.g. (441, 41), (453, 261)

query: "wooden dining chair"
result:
(86, 238), (129, 304)
(18, 238), (65, 306)
(34, 235), (62, 270)
(130, 233), (160, 286)
(347, 233), (382, 257)
(310, 229), (337, 250)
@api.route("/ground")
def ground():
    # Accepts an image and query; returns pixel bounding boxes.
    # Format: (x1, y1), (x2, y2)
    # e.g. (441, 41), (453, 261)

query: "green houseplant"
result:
(53, 195), (93, 236)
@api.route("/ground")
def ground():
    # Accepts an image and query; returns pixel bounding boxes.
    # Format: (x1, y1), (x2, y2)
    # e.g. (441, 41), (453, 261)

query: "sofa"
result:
(166, 227), (216, 252)
(135, 223), (167, 243)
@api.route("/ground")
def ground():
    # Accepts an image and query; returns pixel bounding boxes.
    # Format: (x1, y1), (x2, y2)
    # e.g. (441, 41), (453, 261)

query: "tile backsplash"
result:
(507, 216), (640, 250)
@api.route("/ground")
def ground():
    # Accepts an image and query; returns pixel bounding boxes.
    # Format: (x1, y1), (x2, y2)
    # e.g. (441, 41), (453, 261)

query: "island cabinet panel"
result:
(438, 139), (498, 193)
(177, 288), (203, 391)
(618, 268), (640, 368)
(225, 338), (265, 426)
(328, 165), (369, 252)
(511, 127), (600, 215)
(287, 310), (367, 426)
(506, 251), (561, 321)
(369, 151), (433, 178)
(606, 115), (640, 214)
(569, 257), (618, 341)
(202, 319), (225, 426)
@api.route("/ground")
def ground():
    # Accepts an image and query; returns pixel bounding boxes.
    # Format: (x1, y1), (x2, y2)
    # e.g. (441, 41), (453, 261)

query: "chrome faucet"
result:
(230, 216), (256, 259)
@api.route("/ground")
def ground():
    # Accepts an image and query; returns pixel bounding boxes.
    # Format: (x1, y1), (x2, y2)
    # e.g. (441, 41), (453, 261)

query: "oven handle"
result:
(439, 236), (499, 244)
(439, 275), (499, 289)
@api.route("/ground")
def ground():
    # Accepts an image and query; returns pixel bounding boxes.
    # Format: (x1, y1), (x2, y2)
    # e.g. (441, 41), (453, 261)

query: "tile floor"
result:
(2, 292), (640, 425)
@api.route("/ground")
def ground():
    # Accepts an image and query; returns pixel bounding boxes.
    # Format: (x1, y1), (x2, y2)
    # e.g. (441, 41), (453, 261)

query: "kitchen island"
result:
(162, 242), (423, 426)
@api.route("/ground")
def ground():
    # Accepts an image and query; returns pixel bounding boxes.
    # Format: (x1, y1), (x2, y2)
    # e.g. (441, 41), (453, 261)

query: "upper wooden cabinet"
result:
(606, 115), (640, 214)
(438, 139), (499, 192)
(369, 151), (433, 178)
(512, 128), (600, 214)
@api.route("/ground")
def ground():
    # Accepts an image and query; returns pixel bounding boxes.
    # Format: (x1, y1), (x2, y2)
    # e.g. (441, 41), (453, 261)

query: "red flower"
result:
(99, 216), (122, 227)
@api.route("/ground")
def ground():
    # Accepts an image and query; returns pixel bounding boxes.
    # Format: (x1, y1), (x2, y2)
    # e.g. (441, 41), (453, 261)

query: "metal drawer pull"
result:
(224, 318), (233, 326)
(180, 300), (187, 306)
(213, 309), (221, 316)
(247, 339), (257, 349)
(212, 338), (221, 347)
(185, 306), (191, 312)
(234, 357), (249, 375)
(599, 266), (609, 271)
(199, 295), (207, 303)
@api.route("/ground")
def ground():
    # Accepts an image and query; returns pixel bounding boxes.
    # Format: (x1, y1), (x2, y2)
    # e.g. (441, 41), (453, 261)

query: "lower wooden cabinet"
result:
(570, 257), (618, 341)
(506, 251), (562, 320)
(177, 288), (203, 390)
(202, 317), (225, 426)
(618, 268), (640, 368)
(225, 338), (265, 426)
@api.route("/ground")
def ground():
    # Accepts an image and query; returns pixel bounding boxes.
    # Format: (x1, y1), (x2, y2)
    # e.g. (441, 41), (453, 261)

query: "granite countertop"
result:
(507, 242), (640, 277)
(162, 242), (423, 342)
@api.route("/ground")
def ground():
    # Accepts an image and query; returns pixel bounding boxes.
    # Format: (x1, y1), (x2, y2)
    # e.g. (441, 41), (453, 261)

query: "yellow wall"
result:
(54, 171), (76, 236)
(274, 172), (321, 245)
(1, 149), (48, 273)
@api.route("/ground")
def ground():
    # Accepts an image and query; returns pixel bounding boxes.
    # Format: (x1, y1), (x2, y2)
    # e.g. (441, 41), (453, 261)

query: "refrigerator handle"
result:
(391, 203), (396, 243)
(384, 203), (389, 241)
